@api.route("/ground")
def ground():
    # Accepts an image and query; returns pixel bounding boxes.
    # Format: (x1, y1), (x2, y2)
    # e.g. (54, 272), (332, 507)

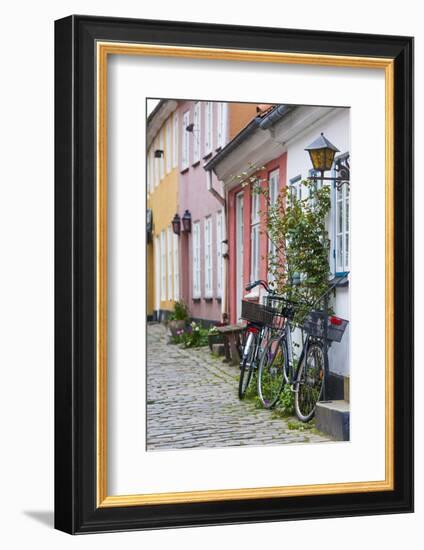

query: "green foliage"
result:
(172, 321), (209, 348)
(168, 300), (189, 321)
(266, 179), (332, 322)
(273, 384), (295, 417)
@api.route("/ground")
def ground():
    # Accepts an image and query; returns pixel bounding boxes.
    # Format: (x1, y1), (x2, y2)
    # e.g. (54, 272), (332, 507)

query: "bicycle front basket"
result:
(241, 300), (275, 326)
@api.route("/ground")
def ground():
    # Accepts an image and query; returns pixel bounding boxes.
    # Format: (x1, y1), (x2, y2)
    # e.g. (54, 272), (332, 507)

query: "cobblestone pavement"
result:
(146, 323), (331, 450)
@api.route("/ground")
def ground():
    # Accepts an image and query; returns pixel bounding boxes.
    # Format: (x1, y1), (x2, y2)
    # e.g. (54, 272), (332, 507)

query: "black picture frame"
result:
(55, 15), (414, 534)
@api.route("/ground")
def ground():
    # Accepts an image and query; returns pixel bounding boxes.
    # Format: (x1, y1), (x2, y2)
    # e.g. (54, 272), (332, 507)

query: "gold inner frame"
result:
(96, 42), (395, 508)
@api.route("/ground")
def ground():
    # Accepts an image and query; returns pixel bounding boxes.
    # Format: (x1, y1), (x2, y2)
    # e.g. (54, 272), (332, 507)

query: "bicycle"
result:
(257, 276), (349, 421)
(238, 280), (284, 399)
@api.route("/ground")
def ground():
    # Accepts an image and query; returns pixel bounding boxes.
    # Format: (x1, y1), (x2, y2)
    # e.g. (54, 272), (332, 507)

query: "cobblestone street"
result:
(147, 323), (331, 450)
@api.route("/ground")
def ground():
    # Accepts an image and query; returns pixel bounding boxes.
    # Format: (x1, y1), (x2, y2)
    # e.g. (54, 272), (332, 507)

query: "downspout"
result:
(206, 169), (228, 323)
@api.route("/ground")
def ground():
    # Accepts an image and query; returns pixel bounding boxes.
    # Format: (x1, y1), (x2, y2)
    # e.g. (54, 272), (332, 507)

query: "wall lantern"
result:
(171, 213), (181, 235)
(154, 149), (164, 158)
(304, 133), (339, 173)
(305, 133), (349, 188)
(182, 209), (192, 233)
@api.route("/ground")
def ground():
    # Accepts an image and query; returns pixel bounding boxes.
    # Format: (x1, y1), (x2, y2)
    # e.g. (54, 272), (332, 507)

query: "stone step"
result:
(315, 400), (350, 441)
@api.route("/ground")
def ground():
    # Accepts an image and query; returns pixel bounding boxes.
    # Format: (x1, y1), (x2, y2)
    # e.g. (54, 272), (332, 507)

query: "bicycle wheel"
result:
(257, 337), (287, 409)
(238, 332), (256, 399)
(294, 341), (325, 422)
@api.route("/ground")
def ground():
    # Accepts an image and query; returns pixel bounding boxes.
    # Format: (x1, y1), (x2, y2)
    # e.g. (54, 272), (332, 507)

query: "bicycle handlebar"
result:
(245, 280), (271, 293)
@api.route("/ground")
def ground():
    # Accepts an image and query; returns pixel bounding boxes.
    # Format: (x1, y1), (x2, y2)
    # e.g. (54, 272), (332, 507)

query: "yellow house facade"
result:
(147, 101), (180, 320)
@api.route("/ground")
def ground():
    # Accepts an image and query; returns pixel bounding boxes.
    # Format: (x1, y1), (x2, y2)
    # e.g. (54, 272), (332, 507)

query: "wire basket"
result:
(302, 310), (349, 343)
(241, 300), (277, 327)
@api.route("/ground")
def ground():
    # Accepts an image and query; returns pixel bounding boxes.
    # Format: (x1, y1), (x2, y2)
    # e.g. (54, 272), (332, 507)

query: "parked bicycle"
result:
(256, 275), (349, 421)
(238, 280), (286, 399)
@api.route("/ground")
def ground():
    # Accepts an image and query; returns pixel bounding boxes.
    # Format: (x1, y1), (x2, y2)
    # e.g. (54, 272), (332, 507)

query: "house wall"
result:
(177, 101), (257, 323)
(147, 110), (179, 319)
(227, 153), (287, 324)
(286, 108), (350, 377)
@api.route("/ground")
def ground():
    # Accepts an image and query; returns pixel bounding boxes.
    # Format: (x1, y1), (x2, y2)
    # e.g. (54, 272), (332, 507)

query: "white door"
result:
(236, 193), (244, 321)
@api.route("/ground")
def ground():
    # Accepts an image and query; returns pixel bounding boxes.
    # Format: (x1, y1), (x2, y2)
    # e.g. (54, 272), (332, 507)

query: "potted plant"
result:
(168, 301), (189, 336)
(207, 324), (225, 351)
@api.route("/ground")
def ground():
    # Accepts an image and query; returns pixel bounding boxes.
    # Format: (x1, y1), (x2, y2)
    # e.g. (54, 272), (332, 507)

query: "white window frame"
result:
(159, 130), (165, 180)
(193, 102), (201, 164)
(172, 111), (178, 168)
(204, 217), (213, 298)
(250, 192), (260, 282)
(173, 232), (179, 301)
(181, 110), (190, 170)
(217, 102), (227, 149)
(289, 174), (302, 202)
(216, 211), (223, 298)
(160, 230), (166, 301)
(192, 221), (201, 298)
(165, 119), (172, 174)
(268, 169), (280, 281)
(204, 101), (213, 156)
(167, 226), (173, 301)
(335, 179), (350, 274)
(154, 137), (159, 187)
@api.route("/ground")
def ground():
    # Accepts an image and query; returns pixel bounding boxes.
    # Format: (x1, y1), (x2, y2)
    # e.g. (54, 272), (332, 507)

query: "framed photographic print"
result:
(54, 15), (414, 534)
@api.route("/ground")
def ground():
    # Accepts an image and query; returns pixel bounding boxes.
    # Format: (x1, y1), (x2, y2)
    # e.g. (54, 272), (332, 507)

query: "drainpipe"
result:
(206, 169), (228, 323)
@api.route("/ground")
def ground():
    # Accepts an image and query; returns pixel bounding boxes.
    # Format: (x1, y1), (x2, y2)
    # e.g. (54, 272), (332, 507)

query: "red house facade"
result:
(226, 154), (287, 323)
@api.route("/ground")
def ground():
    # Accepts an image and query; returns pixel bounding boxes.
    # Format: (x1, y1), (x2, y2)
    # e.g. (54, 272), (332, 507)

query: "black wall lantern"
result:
(182, 209), (192, 233)
(305, 133), (349, 188)
(154, 149), (164, 158)
(172, 213), (181, 235)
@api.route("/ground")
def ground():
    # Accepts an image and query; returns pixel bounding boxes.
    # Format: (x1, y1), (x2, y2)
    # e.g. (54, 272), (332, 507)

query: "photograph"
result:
(146, 99), (351, 451)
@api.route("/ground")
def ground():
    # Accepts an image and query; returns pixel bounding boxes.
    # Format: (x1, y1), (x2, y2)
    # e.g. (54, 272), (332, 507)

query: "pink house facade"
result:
(175, 100), (257, 324)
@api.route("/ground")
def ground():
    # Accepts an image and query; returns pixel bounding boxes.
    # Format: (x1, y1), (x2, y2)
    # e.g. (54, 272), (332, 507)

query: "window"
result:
(289, 174), (302, 201)
(204, 101), (213, 156)
(268, 169), (280, 280)
(181, 111), (190, 170)
(335, 182), (350, 274)
(193, 102), (201, 164)
(147, 148), (151, 194)
(159, 130), (165, 180)
(154, 137), (160, 187)
(167, 226), (173, 301)
(173, 232), (179, 301)
(165, 119), (172, 174)
(217, 102), (227, 149)
(250, 192), (260, 282)
(172, 111), (178, 168)
(216, 211), (223, 297)
(204, 217), (213, 298)
(192, 221), (201, 298)
(160, 230), (166, 301)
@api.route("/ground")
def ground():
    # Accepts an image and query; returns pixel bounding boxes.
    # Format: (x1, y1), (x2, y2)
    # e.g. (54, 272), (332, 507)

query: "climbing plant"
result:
(266, 178), (332, 321)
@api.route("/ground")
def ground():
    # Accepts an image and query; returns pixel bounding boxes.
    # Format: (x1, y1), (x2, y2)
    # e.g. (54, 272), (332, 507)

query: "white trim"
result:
(173, 232), (179, 301)
(159, 129), (165, 180)
(268, 169), (280, 281)
(165, 119), (171, 174)
(204, 101), (213, 156)
(160, 230), (166, 301)
(167, 226), (173, 301)
(250, 192), (260, 282)
(193, 102), (201, 164)
(204, 216), (213, 298)
(181, 110), (190, 170)
(217, 102), (227, 149)
(216, 211), (223, 298)
(172, 111), (178, 168)
(192, 221), (201, 298)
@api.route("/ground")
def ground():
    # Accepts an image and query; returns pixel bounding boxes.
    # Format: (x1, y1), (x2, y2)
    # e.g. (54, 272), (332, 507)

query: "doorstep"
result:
(315, 400), (350, 441)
